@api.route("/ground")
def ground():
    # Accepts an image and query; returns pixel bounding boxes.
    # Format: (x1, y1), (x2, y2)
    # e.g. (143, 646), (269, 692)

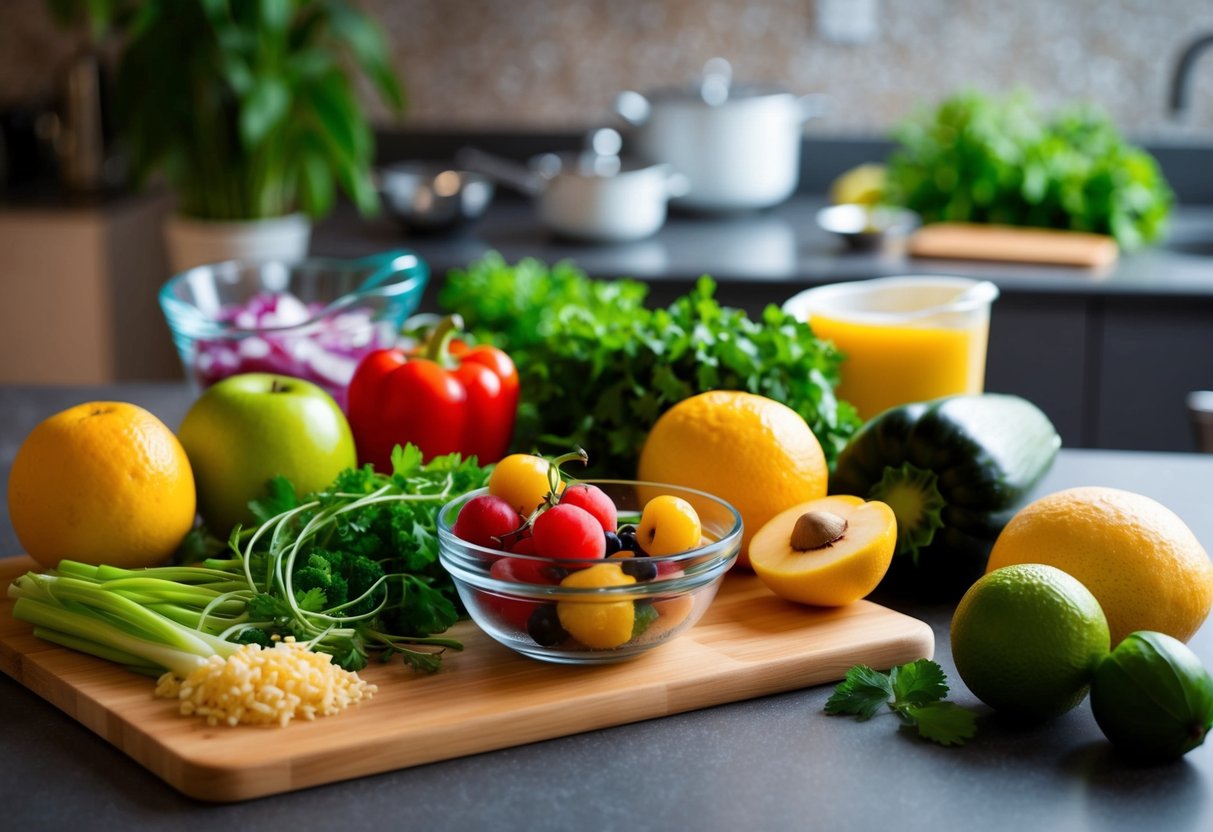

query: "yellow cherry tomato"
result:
(557, 563), (637, 649)
(637, 495), (702, 556)
(488, 454), (565, 517)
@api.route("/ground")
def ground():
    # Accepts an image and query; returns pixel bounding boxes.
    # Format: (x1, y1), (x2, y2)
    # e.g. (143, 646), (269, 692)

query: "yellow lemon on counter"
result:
(7, 402), (196, 569)
(637, 391), (828, 568)
(829, 163), (887, 206)
(986, 486), (1213, 646)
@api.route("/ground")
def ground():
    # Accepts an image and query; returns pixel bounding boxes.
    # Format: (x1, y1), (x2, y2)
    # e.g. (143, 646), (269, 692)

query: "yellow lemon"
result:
(7, 402), (196, 569)
(638, 391), (828, 568)
(986, 486), (1213, 646)
(829, 163), (887, 206)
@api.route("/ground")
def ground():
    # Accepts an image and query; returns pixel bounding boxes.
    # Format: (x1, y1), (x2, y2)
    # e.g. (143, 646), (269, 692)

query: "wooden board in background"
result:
(909, 222), (1119, 268)
(0, 555), (933, 803)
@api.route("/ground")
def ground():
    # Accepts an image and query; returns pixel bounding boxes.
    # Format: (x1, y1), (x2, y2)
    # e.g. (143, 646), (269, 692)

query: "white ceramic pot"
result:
(615, 59), (828, 212)
(458, 140), (688, 243)
(164, 212), (312, 273)
(536, 156), (687, 243)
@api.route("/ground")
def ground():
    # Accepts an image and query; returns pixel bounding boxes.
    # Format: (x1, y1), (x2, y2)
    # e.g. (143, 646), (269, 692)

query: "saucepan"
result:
(615, 58), (829, 212)
(456, 129), (688, 243)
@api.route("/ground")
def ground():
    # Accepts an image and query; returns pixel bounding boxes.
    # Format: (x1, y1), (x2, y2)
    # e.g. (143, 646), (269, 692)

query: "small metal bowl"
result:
(816, 203), (920, 252)
(378, 161), (495, 235)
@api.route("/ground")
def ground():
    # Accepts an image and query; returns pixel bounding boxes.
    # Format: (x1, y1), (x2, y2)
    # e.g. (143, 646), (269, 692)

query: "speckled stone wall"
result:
(4, 0), (1213, 140)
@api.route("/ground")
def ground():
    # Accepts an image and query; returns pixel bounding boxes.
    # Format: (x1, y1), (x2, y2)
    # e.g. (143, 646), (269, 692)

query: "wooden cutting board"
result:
(0, 555), (933, 803)
(909, 222), (1119, 268)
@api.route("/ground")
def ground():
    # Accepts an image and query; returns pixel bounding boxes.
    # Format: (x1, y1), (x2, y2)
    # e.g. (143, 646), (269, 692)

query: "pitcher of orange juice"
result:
(783, 276), (999, 421)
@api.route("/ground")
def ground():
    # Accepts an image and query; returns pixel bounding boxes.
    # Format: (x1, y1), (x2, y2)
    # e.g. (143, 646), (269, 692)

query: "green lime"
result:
(1090, 631), (1213, 761)
(951, 563), (1110, 721)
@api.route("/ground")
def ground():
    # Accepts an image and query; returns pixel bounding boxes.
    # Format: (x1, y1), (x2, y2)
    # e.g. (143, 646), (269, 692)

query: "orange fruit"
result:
(7, 402), (196, 569)
(749, 495), (897, 606)
(637, 391), (828, 568)
(986, 487), (1213, 646)
(951, 563), (1110, 722)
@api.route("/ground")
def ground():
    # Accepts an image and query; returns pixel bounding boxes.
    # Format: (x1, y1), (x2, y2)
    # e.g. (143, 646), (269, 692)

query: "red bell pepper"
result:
(347, 315), (519, 471)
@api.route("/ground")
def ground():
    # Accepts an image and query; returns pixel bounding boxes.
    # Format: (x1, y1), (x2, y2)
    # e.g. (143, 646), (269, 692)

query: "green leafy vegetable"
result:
(439, 253), (860, 475)
(8, 444), (490, 676)
(825, 659), (977, 746)
(883, 90), (1172, 250)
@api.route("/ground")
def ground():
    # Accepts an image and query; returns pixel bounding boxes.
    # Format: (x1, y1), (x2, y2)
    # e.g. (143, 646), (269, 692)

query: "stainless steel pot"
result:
(615, 58), (828, 212)
(457, 130), (688, 243)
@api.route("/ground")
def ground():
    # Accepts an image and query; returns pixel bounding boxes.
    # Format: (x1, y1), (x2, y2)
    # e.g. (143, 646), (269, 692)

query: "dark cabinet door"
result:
(984, 294), (1091, 448)
(1095, 297), (1213, 453)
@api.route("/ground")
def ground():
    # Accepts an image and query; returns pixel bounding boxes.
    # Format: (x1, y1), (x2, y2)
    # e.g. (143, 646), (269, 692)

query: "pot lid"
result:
(532, 129), (663, 178)
(645, 58), (791, 105)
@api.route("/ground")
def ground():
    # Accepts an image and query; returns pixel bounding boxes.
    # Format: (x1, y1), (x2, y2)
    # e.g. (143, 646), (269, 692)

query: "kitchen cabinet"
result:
(1095, 297), (1213, 452)
(984, 294), (1091, 448)
(0, 193), (178, 384)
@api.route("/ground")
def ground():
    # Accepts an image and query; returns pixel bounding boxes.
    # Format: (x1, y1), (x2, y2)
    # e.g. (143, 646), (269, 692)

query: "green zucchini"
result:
(830, 394), (1060, 599)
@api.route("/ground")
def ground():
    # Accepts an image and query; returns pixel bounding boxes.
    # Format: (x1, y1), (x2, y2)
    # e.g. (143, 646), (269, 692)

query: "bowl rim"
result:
(437, 479), (743, 593)
(158, 249), (429, 339)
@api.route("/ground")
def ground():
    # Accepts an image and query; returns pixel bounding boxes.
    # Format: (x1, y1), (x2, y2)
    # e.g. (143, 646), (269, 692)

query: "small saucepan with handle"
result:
(456, 129), (688, 243)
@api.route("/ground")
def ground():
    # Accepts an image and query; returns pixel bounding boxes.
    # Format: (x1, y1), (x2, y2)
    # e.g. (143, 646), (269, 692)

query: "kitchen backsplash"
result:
(3, 0), (1212, 140)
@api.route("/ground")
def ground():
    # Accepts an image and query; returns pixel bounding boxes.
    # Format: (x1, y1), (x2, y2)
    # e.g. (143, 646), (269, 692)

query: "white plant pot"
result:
(164, 213), (312, 273)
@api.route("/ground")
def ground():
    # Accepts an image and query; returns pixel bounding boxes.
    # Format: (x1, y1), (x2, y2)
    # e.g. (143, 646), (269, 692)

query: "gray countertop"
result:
(312, 194), (1213, 309)
(2, 382), (1212, 831)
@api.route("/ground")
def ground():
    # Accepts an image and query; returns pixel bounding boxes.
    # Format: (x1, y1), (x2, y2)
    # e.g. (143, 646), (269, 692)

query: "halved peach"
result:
(749, 495), (897, 607)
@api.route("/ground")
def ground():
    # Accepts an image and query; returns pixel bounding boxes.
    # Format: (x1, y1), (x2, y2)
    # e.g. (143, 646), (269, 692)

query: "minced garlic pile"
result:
(155, 637), (377, 727)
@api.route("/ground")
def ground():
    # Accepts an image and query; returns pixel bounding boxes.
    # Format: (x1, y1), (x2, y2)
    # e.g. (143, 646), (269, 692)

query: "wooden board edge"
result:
(168, 615), (937, 803)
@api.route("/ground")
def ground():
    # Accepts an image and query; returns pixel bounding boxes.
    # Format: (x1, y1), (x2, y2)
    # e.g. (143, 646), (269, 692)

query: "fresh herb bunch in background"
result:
(115, 0), (402, 220)
(439, 253), (861, 476)
(883, 90), (1173, 250)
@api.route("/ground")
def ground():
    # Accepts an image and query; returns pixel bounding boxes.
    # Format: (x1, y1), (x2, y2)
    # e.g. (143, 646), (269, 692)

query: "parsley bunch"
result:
(884, 90), (1172, 250)
(439, 253), (860, 475)
(223, 444), (491, 670)
(826, 659), (978, 746)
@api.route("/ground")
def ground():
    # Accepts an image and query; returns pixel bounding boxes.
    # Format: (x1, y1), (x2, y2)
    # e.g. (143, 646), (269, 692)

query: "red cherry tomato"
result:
(487, 556), (560, 632)
(452, 495), (522, 550)
(532, 504), (607, 560)
(558, 483), (617, 533)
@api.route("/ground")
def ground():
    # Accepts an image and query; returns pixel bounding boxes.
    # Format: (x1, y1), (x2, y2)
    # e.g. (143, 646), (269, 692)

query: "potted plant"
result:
(114, 0), (403, 271)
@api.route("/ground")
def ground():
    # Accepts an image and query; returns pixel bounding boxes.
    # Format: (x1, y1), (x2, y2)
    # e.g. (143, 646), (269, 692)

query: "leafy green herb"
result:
(439, 253), (861, 475)
(825, 659), (977, 746)
(883, 90), (1172, 250)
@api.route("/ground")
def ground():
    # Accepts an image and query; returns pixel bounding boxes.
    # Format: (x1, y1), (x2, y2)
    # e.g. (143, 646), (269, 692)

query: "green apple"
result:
(178, 372), (357, 536)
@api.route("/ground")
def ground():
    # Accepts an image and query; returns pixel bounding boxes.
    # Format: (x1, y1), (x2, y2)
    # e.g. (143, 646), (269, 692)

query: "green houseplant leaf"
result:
(114, 0), (403, 221)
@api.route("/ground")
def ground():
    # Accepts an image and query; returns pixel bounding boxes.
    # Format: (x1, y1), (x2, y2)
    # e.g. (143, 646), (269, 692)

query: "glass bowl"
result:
(158, 250), (429, 409)
(438, 480), (742, 664)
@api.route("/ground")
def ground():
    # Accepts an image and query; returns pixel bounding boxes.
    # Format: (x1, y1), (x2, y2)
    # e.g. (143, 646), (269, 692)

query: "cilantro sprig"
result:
(825, 659), (978, 747)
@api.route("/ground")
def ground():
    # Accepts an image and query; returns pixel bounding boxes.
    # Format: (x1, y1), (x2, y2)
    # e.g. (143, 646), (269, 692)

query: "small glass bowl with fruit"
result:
(437, 452), (742, 664)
